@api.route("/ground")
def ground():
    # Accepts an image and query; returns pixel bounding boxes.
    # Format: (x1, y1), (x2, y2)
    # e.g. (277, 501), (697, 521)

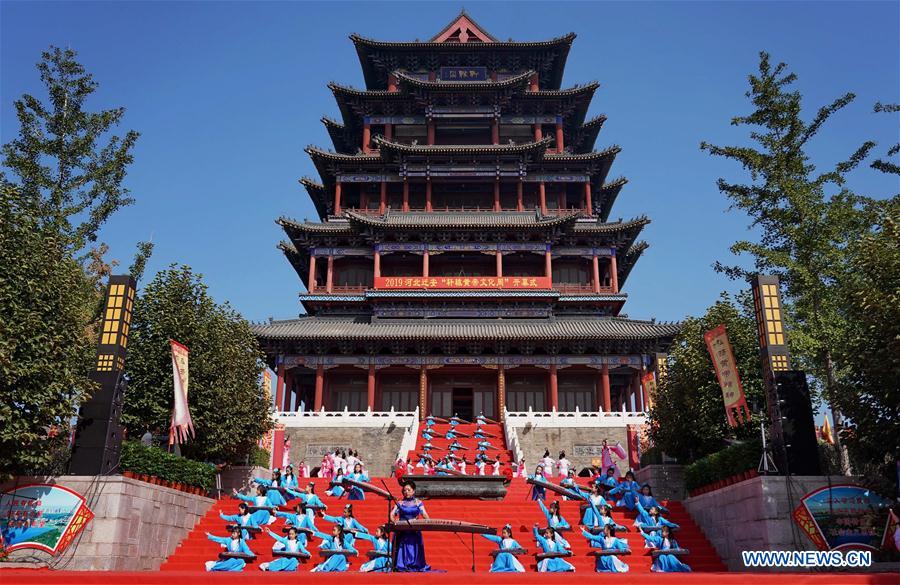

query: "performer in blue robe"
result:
(311, 526), (356, 572)
(326, 470), (346, 498)
(219, 503), (260, 540)
(391, 481), (430, 572)
(532, 525), (574, 572)
(282, 465), (298, 489)
(538, 500), (571, 532)
(637, 484), (669, 513)
(642, 526), (692, 572)
(528, 465), (547, 501)
(594, 466), (619, 491)
(608, 471), (641, 511)
(275, 503), (316, 532)
(581, 484), (611, 527)
(582, 526), (630, 572)
(356, 525), (392, 573)
(232, 487), (276, 526)
(635, 500), (679, 533)
(205, 528), (253, 571)
(252, 476), (289, 506)
(559, 470), (579, 499)
(323, 504), (368, 547)
(448, 440), (465, 453)
(259, 527), (309, 572)
(475, 412), (492, 425)
(476, 439), (494, 451)
(346, 464), (370, 500)
(425, 415), (437, 427)
(482, 524), (525, 573)
(445, 427), (460, 440)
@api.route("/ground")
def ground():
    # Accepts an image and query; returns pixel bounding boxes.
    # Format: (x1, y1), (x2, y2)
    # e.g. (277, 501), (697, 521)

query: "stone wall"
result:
(635, 464), (686, 500)
(1, 475), (213, 570)
(217, 465), (270, 495)
(513, 425), (629, 476)
(284, 425), (406, 477)
(684, 475), (856, 571)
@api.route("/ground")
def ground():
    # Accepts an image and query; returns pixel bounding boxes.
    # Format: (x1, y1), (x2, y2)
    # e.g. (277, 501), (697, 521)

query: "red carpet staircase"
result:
(160, 421), (726, 573)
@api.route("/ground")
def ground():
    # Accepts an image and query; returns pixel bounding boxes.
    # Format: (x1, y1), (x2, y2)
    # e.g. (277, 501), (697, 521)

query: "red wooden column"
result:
(373, 249), (381, 278)
(282, 369), (293, 411)
(529, 72), (539, 92)
(539, 181), (547, 214)
(555, 120), (564, 153)
(493, 182), (501, 211)
(422, 250), (430, 277)
(326, 255), (334, 293)
(334, 182), (342, 215)
(548, 365), (559, 411)
(385, 122), (393, 141)
(425, 182), (433, 212)
(610, 252), (619, 293)
(362, 121), (371, 154)
(592, 254), (600, 293)
(631, 371), (642, 412)
(516, 182), (524, 211)
(367, 365), (376, 411)
(379, 181), (387, 214)
(534, 123), (543, 142)
(600, 364), (612, 412)
(308, 255), (317, 293)
(496, 251), (503, 277)
(559, 188), (567, 211)
(275, 362), (286, 412)
(388, 74), (398, 92)
(419, 366), (428, 420)
(640, 368), (651, 411)
(313, 365), (325, 411)
(402, 181), (409, 211)
(491, 118), (499, 145)
(584, 182), (593, 217)
(497, 366), (506, 421)
(427, 120), (435, 145)
(544, 248), (552, 279)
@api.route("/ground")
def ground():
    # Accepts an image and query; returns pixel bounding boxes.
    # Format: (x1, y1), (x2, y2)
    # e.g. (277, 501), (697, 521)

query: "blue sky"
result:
(2, 1), (898, 325)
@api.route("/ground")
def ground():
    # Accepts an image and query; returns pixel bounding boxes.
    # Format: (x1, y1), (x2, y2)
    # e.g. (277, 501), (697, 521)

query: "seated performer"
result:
(422, 440), (435, 452)
(297, 460), (311, 479)
(642, 525), (692, 572)
(582, 525), (630, 573)
(232, 486), (278, 525)
(473, 426), (490, 439)
(421, 428), (439, 441)
(586, 503), (628, 533)
(637, 483), (669, 513)
(476, 439), (495, 452)
(219, 503), (260, 539)
(559, 470), (582, 500)
(581, 483), (610, 527)
(282, 465), (298, 489)
(289, 482), (326, 515)
(528, 464), (547, 501)
(326, 469), (346, 498)
(205, 527), (253, 572)
(541, 450), (555, 478)
(356, 525), (392, 573)
(482, 524), (525, 573)
(249, 477), (288, 506)
(275, 502), (316, 532)
(532, 525), (574, 572)
(492, 458), (501, 476)
(445, 427), (461, 440)
(310, 525), (356, 573)
(556, 451), (571, 478)
(458, 456), (468, 475)
(594, 466), (619, 491)
(448, 439), (465, 452)
(391, 481), (430, 572)
(635, 499), (679, 533)
(608, 470), (641, 511)
(425, 414), (438, 427)
(322, 504), (368, 547)
(474, 454), (487, 476)
(475, 412), (493, 425)
(259, 527), (310, 572)
(346, 463), (370, 501)
(538, 499), (571, 531)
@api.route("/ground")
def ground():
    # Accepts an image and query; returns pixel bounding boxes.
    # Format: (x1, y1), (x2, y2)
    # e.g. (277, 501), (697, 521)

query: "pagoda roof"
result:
(345, 208), (581, 230)
(299, 177), (329, 218)
(571, 115), (607, 153)
(372, 135), (553, 157)
(252, 315), (679, 343)
(321, 117), (356, 154)
(429, 11), (499, 43)
(393, 69), (535, 91)
(619, 240), (649, 287)
(595, 176), (627, 222)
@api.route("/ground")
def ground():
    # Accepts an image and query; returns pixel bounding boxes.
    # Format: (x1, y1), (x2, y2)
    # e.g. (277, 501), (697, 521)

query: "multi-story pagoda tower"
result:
(254, 12), (677, 430)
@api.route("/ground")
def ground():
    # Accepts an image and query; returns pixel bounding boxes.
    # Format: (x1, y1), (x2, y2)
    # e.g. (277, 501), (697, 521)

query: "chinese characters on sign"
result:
(439, 66), (488, 81)
(0, 484), (93, 555)
(374, 276), (551, 290)
(792, 485), (893, 551)
(703, 325), (751, 427)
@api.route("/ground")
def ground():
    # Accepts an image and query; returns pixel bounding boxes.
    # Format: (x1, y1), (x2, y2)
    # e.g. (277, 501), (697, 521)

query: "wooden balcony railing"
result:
(554, 283), (616, 294)
(343, 206), (587, 215)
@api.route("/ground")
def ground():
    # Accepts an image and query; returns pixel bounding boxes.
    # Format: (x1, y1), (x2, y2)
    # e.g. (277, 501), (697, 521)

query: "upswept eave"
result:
(372, 134), (553, 156)
(344, 208), (582, 230)
(393, 69), (535, 91)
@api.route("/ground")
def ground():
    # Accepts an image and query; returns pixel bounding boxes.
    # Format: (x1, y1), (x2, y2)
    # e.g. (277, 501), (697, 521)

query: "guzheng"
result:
(476, 416), (498, 424)
(448, 431), (471, 438)
(527, 478), (583, 499)
(427, 416), (449, 423)
(366, 550), (391, 559)
(641, 525), (665, 531)
(302, 503), (326, 511)
(589, 549), (631, 556)
(450, 416), (470, 424)
(651, 548), (690, 558)
(385, 519), (496, 535)
(448, 444), (469, 450)
(341, 477), (392, 499)
(319, 549), (357, 558)
(273, 550), (310, 559)
(542, 524), (572, 532)
(475, 432), (497, 438)
(225, 524), (261, 534)
(282, 525), (314, 535)
(247, 506), (275, 514)
(535, 551), (572, 560)
(437, 467), (465, 477)
(218, 552), (256, 561)
(490, 548), (527, 557)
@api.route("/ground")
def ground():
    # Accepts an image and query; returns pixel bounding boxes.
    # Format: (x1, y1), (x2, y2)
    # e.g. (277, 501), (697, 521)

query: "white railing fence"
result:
(395, 407), (420, 464)
(503, 409), (524, 463)
(275, 407), (417, 428)
(504, 406), (647, 428)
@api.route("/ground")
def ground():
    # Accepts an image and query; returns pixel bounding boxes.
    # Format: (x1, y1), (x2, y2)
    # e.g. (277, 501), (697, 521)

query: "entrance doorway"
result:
(452, 387), (474, 421)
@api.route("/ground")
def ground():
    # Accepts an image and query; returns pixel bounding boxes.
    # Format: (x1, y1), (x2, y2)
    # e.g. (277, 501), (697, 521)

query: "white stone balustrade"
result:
(504, 406), (647, 427)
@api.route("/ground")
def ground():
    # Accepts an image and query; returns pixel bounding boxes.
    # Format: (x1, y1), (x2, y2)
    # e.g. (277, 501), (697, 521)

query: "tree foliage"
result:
(699, 52), (878, 472)
(871, 102), (900, 176)
(647, 292), (765, 462)
(122, 265), (271, 464)
(0, 183), (98, 475)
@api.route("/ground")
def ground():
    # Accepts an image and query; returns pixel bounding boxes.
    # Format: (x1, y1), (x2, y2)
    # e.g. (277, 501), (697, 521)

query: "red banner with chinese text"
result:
(374, 275), (551, 290)
(703, 325), (751, 427)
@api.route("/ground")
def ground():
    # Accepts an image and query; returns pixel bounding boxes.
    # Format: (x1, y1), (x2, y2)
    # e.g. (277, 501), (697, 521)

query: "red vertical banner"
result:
(271, 425), (285, 471)
(626, 424), (641, 470)
(641, 371), (656, 410)
(168, 340), (194, 445)
(703, 325), (751, 427)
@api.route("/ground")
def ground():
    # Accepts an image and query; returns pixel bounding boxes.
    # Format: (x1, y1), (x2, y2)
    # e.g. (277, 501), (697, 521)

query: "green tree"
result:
(699, 52), (877, 473)
(122, 265), (271, 464)
(871, 102), (899, 176)
(647, 292), (765, 462)
(0, 183), (97, 475)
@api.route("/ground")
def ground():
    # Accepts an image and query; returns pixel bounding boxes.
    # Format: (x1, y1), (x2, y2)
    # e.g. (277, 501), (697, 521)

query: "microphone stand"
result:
(379, 479), (398, 573)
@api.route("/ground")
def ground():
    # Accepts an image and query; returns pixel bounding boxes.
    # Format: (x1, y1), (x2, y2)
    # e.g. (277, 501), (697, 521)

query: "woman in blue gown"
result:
(275, 502), (316, 532)
(392, 481), (430, 572)
(232, 486), (277, 526)
(326, 469), (346, 498)
(608, 470), (641, 511)
(346, 463), (370, 500)
(219, 503), (260, 540)
(642, 525), (692, 572)
(205, 528), (253, 571)
(582, 525), (630, 572)
(357, 525), (392, 573)
(482, 524), (525, 572)
(311, 526), (356, 572)
(528, 464), (547, 501)
(637, 483), (669, 513)
(532, 525), (574, 572)
(323, 504), (368, 547)
(634, 499), (679, 533)
(259, 527), (309, 572)
(581, 483), (611, 527)
(538, 499), (571, 532)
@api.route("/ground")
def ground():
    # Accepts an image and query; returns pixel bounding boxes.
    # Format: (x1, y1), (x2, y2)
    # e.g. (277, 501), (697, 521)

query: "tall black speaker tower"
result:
(69, 275), (136, 475)
(774, 370), (821, 476)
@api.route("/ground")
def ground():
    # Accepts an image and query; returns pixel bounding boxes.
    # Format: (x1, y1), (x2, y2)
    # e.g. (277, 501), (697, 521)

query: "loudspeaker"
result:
(70, 374), (127, 475)
(774, 370), (821, 476)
